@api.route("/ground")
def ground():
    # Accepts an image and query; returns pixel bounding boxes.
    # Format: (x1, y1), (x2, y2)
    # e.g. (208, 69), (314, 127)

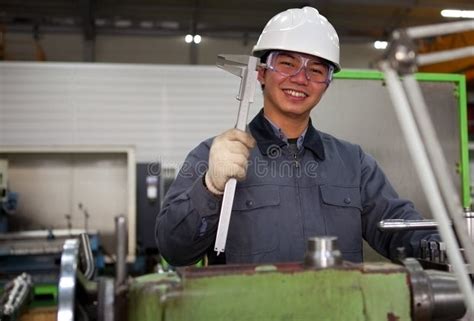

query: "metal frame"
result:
(377, 20), (474, 315)
(335, 70), (471, 209)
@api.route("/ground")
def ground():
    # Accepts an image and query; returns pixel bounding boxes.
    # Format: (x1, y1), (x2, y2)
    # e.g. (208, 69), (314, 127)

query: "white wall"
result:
(4, 32), (380, 68)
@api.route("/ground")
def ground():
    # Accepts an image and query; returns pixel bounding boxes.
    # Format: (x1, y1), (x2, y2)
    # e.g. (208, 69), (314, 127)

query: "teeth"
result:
(284, 89), (306, 97)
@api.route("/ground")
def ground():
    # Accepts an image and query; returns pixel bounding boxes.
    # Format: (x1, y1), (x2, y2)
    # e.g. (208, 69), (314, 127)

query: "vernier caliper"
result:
(214, 54), (259, 255)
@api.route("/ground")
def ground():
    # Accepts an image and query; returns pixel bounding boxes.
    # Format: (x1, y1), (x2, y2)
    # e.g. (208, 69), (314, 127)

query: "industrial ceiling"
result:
(1, 0), (474, 42)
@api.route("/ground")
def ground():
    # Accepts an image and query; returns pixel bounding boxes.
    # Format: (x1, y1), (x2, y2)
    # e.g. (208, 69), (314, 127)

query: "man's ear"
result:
(322, 82), (331, 94)
(257, 67), (266, 85)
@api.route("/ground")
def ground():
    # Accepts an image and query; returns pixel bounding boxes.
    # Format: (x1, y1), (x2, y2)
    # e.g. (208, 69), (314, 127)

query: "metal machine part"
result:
(55, 216), (129, 321)
(381, 62), (474, 314)
(97, 277), (115, 321)
(379, 21), (474, 312)
(214, 54), (259, 255)
(57, 239), (80, 321)
(403, 258), (466, 321)
(304, 236), (342, 269)
(0, 273), (33, 320)
(115, 215), (128, 321)
(465, 210), (474, 246)
(79, 233), (95, 280)
(378, 219), (448, 231)
(0, 159), (7, 203)
(115, 215), (128, 292)
(383, 30), (418, 75)
(419, 240), (447, 264)
(127, 260), (465, 321)
(0, 229), (102, 287)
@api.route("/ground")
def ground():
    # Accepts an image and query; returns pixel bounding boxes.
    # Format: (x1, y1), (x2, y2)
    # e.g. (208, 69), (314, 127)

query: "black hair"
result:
(258, 51), (271, 91)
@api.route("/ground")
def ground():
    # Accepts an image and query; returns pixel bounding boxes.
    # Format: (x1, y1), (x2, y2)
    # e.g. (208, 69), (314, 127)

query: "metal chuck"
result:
(304, 236), (342, 269)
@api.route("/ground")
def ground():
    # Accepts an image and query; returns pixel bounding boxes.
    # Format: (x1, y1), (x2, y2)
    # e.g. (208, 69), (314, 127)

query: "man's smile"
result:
(282, 88), (308, 98)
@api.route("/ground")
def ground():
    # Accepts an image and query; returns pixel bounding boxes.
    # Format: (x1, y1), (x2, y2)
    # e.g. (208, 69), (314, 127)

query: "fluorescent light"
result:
(140, 21), (154, 29)
(185, 34), (193, 43)
(441, 9), (474, 19)
(193, 34), (202, 44)
(115, 20), (132, 28)
(374, 41), (388, 50)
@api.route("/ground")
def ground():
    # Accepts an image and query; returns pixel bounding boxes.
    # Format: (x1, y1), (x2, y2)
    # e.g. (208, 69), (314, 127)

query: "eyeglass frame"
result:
(262, 51), (335, 85)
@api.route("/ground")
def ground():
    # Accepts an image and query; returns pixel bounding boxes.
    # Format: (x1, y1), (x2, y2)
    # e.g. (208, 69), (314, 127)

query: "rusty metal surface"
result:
(178, 261), (407, 279)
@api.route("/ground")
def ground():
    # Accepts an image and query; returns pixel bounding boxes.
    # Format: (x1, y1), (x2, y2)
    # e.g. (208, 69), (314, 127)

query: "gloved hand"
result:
(205, 129), (256, 195)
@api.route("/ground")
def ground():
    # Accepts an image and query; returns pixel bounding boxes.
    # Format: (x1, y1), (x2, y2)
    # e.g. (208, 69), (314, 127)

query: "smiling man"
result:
(156, 6), (437, 266)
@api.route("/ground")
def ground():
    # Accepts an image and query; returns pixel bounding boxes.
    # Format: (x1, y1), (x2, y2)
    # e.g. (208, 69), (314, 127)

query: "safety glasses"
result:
(264, 51), (334, 84)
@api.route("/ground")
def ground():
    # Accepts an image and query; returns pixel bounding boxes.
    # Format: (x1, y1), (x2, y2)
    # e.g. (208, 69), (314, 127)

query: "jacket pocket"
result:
(320, 185), (362, 210)
(320, 185), (363, 256)
(227, 185), (280, 256)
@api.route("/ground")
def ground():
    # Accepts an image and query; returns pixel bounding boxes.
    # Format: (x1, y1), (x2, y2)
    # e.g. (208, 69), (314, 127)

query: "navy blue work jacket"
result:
(156, 109), (437, 266)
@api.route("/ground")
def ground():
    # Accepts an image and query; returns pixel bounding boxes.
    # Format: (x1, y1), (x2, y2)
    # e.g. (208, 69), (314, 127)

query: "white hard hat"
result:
(252, 7), (341, 72)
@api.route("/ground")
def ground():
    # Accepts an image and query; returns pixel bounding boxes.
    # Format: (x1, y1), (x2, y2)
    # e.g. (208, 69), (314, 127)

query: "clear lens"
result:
(267, 51), (333, 84)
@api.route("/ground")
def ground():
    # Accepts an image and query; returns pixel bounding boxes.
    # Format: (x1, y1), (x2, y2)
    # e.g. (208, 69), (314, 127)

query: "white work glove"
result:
(205, 128), (256, 195)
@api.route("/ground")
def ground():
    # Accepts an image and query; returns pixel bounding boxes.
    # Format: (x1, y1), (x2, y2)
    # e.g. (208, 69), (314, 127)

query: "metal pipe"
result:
(57, 239), (80, 321)
(401, 75), (474, 269)
(406, 20), (474, 39)
(115, 215), (128, 290)
(417, 46), (474, 66)
(377, 219), (448, 232)
(380, 61), (474, 315)
(467, 210), (474, 245)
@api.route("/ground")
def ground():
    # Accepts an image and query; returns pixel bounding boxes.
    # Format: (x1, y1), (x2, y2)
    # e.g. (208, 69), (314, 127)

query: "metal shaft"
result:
(115, 215), (128, 289)
(406, 20), (474, 39)
(378, 219), (450, 232)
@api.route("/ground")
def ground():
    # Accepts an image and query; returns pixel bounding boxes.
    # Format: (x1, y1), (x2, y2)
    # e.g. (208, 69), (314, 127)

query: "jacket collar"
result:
(248, 109), (325, 160)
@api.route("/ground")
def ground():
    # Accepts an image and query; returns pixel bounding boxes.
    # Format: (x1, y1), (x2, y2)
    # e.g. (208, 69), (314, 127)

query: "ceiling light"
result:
(373, 41), (388, 50)
(193, 35), (202, 44)
(185, 34), (193, 43)
(140, 21), (153, 29)
(441, 9), (474, 19)
(95, 18), (106, 27)
(115, 19), (132, 28)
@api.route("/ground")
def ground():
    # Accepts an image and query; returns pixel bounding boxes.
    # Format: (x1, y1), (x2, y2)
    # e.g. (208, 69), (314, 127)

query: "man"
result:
(156, 7), (437, 266)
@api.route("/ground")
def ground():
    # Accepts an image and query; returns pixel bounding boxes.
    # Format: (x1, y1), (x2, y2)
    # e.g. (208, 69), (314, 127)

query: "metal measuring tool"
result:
(214, 54), (259, 255)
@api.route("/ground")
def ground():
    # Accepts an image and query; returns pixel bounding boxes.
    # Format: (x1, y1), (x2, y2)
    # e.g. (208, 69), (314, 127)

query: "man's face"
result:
(258, 51), (330, 119)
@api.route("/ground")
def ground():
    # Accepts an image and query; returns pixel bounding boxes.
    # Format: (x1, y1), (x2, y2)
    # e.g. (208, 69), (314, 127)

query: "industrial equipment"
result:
(0, 159), (7, 202)
(127, 258), (465, 321)
(378, 20), (474, 314)
(56, 231), (467, 321)
(0, 273), (33, 321)
(56, 216), (129, 321)
(0, 230), (102, 284)
(0, 160), (18, 233)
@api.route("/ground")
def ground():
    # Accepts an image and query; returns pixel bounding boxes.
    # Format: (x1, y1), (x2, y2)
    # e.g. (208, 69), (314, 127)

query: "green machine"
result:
(53, 228), (465, 321)
(127, 259), (464, 321)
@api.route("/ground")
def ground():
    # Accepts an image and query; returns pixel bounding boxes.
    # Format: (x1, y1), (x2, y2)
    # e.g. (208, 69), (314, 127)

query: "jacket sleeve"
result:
(359, 149), (439, 261)
(155, 140), (222, 266)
